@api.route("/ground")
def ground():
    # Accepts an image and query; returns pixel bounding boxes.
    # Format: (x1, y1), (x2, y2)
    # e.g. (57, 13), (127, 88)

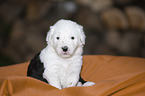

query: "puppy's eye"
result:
(71, 37), (75, 40)
(56, 37), (60, 40)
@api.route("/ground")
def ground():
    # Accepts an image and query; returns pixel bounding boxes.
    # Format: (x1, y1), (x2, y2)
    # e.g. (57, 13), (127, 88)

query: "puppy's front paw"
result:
(65, 79), (78, 88)
(77, 82), (83, 86)
(50, 83), (62, 89)
(83, 81), (95, 86)
(66, 82), (76, 88)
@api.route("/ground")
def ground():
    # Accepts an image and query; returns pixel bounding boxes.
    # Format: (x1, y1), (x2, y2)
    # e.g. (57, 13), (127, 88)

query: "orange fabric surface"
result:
(0, 55), (145, 96)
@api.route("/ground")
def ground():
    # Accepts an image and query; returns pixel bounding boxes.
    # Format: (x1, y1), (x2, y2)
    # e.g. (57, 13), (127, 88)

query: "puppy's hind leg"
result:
(83, 81), (95, 86)
(78, 75), (95, 87)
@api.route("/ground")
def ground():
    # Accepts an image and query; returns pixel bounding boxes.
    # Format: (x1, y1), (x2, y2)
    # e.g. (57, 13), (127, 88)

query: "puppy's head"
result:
(46, 19), (86, 58)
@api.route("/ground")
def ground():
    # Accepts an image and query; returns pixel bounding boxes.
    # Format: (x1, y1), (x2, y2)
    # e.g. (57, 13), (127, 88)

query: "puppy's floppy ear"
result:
(46, 26), (54, 44)
(78, 25), (86, 45)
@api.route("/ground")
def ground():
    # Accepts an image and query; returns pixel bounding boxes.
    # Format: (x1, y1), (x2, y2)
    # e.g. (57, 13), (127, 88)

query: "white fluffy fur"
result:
(40, 19), (94, 89)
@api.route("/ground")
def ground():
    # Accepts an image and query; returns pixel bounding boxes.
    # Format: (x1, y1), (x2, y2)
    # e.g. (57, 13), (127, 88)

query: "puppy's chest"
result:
(58, 63), (72, 78)
(45, 60), (78, 75)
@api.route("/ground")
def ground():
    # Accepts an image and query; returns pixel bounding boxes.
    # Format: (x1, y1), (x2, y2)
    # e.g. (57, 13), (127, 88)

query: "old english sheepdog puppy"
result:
(27, 19), (95, 89)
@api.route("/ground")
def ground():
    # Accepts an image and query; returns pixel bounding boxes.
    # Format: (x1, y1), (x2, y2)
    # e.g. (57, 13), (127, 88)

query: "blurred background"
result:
(0, 0), (145, 66)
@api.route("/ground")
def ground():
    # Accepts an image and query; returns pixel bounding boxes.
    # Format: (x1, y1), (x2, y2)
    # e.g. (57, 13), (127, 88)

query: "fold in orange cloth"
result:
(0, 55), (145, 96)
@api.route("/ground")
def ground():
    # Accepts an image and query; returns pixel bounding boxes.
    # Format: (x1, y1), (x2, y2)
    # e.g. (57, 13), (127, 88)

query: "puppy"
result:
(27, 19), (95, 89)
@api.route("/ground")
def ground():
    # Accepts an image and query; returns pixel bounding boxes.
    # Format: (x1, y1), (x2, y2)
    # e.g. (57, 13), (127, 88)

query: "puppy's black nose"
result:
(62, 46), (68, 52)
